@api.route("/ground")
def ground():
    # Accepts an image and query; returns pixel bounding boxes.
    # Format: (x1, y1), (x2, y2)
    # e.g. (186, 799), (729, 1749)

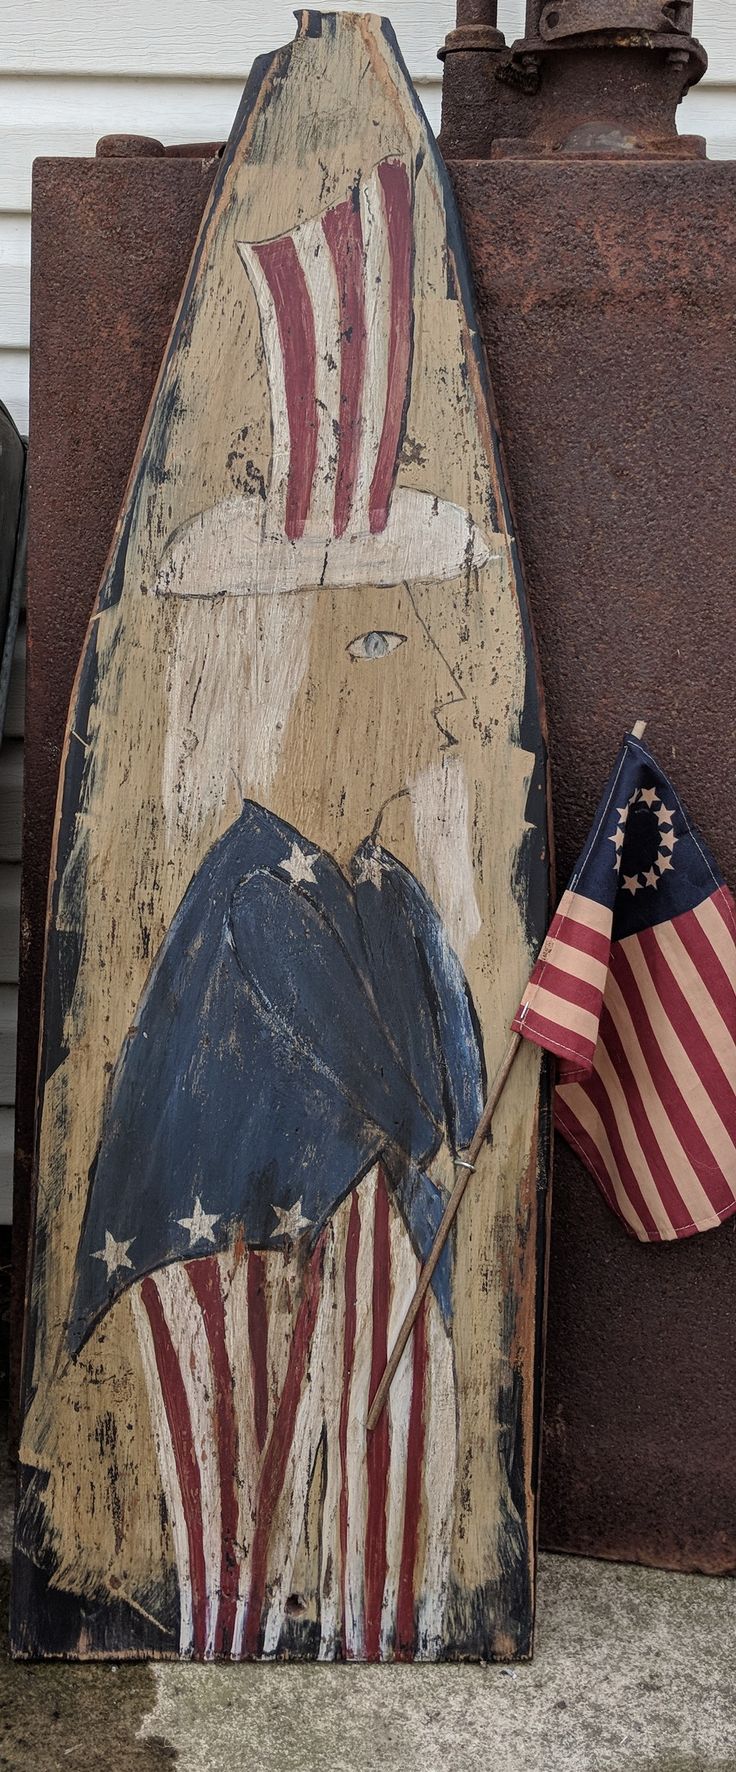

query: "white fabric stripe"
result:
(237, 241), (290, 531)
(592, 1037), (676, 1238)
(540, 939), (608, 994)
(292, 218), (341, 536)
(606, 972), (724, 1231)
(353, 167), (391, 530)
(343, 1166), (378, 1658)
(131, 1286), (194, 1658)
(318, 1209), (349, 1662)
(523, 981), (599, 1046)
(555, 887), (613, 938)
(221, 1253), (258, 1661)
(416, 1301), (456, 1661)
(260, 1232), (336, 1658)
(157, 1265), (223, 1659)
(660, 918), (736, 1068)
(696, 894), (736, 987)
(623, 934), (736, 1176)
(556, 1083), (649, 1239)
(380, 1206), (418, 1657)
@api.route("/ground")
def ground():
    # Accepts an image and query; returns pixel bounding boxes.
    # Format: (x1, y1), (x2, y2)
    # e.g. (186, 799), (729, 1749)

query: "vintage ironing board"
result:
(13, 11), (549, 1662)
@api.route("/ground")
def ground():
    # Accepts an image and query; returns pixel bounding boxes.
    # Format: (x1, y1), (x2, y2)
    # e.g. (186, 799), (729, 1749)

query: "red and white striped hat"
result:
(155, 158), (494, 598)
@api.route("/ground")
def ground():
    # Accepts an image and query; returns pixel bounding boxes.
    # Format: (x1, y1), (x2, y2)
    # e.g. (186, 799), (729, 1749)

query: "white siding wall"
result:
(0, 1), (733, 1220)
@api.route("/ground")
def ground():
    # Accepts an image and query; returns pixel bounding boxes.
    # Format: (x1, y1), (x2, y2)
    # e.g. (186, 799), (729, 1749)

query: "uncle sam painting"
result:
(13, 13), (549, 1662)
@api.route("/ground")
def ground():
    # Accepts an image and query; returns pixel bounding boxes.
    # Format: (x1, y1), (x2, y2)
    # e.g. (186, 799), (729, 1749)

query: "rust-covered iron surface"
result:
(440, 0), (706, 160)
(14, 12), (736, 1574)
(438, 2), (736, 1573)
(447, 151), (736, 1574)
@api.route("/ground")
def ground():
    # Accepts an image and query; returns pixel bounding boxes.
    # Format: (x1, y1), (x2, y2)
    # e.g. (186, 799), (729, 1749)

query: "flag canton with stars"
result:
(568, 734), (726, 941)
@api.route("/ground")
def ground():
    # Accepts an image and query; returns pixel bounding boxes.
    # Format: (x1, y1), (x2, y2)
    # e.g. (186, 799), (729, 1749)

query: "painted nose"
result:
(434, 687), (465, 750)
(433, 647), (466, 750)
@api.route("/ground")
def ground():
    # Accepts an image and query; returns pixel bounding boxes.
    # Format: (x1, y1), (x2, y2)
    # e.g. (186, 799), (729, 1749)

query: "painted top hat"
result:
(154, 157), (494, 600)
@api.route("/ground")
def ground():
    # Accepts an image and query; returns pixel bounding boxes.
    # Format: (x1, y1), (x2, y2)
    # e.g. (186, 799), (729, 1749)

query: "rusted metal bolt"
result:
(96, 135), (166, 159)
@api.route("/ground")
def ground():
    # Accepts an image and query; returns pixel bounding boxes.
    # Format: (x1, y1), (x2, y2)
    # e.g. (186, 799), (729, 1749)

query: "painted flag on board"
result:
(513, 729), (736, 1242)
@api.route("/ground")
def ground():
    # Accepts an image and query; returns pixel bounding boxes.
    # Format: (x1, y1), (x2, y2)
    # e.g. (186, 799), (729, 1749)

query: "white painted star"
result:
(622, 874), (641, 896)
(656, 805), (676, 827)
(644, 868), (659, 889)
(657, 855), (674, 874)
(93, 1230), (134, 1281)
(659, 829), (677, 852)
(271, 1198), (312, 1243)
(639, 786), (658, 808)
(616, 807), (629, 822)
(354, 848), (385, 889)
(278, 842), (319, 887)
(178, 1197), (220, 1247)
(609, 829), (625, 852)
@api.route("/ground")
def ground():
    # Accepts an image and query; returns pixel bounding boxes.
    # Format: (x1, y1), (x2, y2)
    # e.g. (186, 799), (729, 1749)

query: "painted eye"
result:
(347, 631), (407, 661)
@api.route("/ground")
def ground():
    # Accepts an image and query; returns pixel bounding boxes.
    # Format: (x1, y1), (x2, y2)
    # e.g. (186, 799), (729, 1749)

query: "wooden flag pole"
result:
(366, 1028), (524, 1434)
(368, 715), (651, 1434)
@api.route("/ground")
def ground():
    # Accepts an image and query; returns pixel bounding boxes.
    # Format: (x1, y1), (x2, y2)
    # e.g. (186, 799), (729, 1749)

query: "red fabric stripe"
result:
(140, 1275), (208, 1657)
(254, 236), (317, 540)
(364, 1170), (392, 1659)
(395, 1297), (427, 1660)
(637, 924), (736, 1129)
(597, 1007), (692, 1231)
(247, 1251), (269, 1455)
(322, 197), (367, 537)
(673, 906), (736, 1040)
(186, 1256), (240, 1658)
(572, 1064), (662, 1240)
(339, 1192), (361, 1658)
(613, 943), (736, 1219)
(534, 959), (603, 1019)
(369, 161), (412, 534)
(546, 913), (610, 967)
(244, 1233), (327, 1657)
(514, 1005), (596, 1072)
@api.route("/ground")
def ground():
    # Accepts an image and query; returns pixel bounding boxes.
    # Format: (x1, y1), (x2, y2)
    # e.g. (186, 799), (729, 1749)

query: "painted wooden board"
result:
(13, 10), (549, 1662)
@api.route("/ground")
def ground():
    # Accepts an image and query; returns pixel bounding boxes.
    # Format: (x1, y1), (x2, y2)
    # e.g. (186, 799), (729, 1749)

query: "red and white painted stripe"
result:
(134, 1163), (456, 1658)
(238, 158), (413, 546)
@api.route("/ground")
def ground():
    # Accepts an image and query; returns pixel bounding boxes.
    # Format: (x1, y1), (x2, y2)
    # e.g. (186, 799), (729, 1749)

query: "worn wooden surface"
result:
(13, 11), (548, 1661)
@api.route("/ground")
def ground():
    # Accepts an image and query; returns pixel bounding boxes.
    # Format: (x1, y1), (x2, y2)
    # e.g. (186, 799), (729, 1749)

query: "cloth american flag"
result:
(513, 729), (736, 1242)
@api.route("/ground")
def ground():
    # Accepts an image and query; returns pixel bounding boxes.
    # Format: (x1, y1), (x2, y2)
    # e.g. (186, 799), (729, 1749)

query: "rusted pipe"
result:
(440, 0), (707, 159)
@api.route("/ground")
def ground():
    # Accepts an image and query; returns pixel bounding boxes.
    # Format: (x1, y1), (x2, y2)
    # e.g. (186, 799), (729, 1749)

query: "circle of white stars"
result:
(608, 784), (677, 897)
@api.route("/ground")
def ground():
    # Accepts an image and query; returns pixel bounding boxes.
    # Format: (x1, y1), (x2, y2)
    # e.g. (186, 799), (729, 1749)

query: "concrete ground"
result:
(0, 1449), (734, 1772)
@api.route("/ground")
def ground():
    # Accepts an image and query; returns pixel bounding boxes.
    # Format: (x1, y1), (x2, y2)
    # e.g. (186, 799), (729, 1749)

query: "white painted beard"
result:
(410, 754), (482, 965)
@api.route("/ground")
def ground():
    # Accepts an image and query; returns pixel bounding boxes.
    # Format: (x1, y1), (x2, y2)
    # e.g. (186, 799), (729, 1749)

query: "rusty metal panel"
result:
(447, 155), (736, 1573)
(15, 124), (736, 1577)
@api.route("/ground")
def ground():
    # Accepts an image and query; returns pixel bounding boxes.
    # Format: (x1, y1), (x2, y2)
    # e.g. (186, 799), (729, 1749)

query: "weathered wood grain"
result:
(13, 11), (549, 1662)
